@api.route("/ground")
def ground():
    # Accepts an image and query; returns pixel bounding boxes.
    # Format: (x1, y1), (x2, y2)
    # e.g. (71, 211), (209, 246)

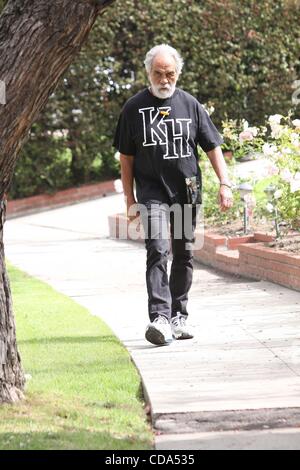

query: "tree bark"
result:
(0, 199), (24, 402)
(0, 0), (115, 403)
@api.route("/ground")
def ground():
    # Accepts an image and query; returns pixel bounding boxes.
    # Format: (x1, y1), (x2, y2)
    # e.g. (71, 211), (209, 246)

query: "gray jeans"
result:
(139, 201), (198, 322)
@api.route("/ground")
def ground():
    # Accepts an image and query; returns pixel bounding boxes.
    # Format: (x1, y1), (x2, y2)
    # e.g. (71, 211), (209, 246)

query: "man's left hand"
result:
(218, 185), (233, 212)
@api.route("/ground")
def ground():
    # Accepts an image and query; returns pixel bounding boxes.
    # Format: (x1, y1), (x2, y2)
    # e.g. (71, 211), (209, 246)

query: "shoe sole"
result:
(145, 326), (172, 346)
(173, 332), (194, 340)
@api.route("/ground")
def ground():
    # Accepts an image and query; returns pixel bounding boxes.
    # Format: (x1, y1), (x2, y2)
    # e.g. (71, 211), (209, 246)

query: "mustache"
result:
(149, 80), (175, 98)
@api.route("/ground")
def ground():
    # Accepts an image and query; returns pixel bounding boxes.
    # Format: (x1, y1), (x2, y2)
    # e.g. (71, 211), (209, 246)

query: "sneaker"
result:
(171, 314), (194, 340)
(145, 315), (173, 346)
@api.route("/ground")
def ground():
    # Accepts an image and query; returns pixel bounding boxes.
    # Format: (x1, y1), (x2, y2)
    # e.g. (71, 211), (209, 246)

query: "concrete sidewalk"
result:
(4, 194), (300, 450)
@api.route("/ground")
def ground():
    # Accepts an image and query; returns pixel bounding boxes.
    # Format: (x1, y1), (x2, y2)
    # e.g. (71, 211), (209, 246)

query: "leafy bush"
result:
(259, 115), (300, 229)
(221, 118), (266, 160)
(202, 113), (300, 231)
(10, 123), (72, 199)
(5, 0), (300, 199)
(199, 152), (241, 225)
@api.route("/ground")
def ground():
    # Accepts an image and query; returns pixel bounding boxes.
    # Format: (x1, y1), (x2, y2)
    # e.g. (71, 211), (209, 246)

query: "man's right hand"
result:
(126, 196), (140, 222)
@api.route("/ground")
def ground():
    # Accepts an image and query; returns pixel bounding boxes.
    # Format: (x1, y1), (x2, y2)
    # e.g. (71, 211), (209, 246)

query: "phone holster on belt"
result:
(185, 175), (202, 206)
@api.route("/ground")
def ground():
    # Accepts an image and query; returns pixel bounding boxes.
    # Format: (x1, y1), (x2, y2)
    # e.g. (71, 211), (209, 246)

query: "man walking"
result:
(114, 44), (233, 346)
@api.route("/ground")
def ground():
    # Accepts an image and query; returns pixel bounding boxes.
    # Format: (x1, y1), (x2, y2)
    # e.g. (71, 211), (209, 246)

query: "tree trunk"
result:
(0, 0), (115, 403)
(0, 199), (25, 402)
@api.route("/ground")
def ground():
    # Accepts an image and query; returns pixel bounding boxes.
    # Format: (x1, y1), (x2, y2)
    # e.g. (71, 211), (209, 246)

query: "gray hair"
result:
(144, 44), (184, 76)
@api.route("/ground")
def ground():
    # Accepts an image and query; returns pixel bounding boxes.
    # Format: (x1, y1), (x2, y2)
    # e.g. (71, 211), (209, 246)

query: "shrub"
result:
(202, 112), (300, 231)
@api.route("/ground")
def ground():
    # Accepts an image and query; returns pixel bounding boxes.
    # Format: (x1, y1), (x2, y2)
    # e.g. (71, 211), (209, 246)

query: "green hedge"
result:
(3, 0), (299, 199)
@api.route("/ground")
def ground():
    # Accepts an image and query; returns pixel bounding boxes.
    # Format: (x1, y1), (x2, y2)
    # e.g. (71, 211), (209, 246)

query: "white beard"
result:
(149, 80), (176, 99)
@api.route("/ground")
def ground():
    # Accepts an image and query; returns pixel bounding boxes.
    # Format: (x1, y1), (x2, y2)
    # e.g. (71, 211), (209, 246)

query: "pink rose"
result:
(239, 130), (254, 143)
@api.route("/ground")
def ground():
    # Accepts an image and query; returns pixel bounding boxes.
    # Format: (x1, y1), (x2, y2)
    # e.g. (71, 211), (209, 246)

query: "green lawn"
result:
(0, 264), (154, 450)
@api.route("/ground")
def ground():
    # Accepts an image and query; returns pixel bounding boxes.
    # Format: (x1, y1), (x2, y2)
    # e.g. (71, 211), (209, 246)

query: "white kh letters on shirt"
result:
(139, 106), (192, 159)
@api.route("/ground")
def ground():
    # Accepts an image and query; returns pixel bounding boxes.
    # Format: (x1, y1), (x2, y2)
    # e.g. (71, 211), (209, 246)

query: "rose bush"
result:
(200, 112), (300, 233)
(221, 118), (266, 160)
(256, 114), (300, 230)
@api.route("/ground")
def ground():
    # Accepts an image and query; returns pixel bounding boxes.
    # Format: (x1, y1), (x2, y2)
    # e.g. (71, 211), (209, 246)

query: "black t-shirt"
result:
(113, 87), (223, 204)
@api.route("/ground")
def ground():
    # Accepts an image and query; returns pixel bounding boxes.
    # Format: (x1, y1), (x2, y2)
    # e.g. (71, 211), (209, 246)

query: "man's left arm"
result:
(206, 146), (233, 212)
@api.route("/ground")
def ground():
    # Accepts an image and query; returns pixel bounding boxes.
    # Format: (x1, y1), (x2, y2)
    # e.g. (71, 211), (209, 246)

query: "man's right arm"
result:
(120, 153), (138, 221)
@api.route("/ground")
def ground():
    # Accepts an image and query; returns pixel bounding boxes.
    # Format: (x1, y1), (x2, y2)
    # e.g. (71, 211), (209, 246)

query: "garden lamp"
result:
(264, 184), (276, 201)
(264, 184), (280, 238)
(238, 182), (253, 234)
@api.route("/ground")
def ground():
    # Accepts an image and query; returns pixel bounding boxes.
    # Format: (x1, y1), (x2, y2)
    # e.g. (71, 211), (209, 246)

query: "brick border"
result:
(108, 213), (300, 292)
(238, 243), (300, 291)
(194, 231), (300, 291)
(6, 180), (117, 219)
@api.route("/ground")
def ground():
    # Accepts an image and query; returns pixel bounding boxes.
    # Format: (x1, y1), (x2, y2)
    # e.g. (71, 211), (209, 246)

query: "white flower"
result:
(280, 168), (293, 183)
(262, 143), (277, 157)
(242, 120), (249, 130)
(271, 124), (284, 139)
(247, 126), (258, 137)
(242, 120), (258, 136)
(266, 202), (274, 213)
(292, 119), (300, 128)
(290, 179), (300, 193)
(290, 132), (299, 147)
(274, 189), (283, 199)
(268, 114), (283, 125)
(113, 179), (123, 193)
(290, 172), (300, 193)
